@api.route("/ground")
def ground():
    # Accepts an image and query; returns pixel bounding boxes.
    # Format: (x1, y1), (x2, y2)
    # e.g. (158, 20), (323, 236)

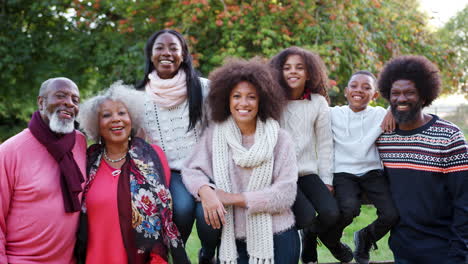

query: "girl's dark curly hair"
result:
(208, 57), (285, 123)
(378, 55), (441, 107)
(136, 29), (203, 130)
(270, 46), (330, 103)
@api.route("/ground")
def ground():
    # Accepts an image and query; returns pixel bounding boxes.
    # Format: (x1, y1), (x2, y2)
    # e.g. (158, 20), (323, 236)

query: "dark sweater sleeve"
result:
(445, 131), (468, 262)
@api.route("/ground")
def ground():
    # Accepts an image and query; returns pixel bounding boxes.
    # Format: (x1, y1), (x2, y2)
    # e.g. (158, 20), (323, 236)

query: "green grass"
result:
(185, 205), (394, 263)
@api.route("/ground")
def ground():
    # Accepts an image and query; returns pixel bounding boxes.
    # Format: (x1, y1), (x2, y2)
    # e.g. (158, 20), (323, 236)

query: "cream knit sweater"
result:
(279, 94), (334, 185)
(143, 77), (209, 170)
(181, 126), (298, 239)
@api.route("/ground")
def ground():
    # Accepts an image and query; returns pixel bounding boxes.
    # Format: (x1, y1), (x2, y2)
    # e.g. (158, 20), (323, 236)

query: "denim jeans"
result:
(195, 201), (221, 258)
(235, 228), (300, 264)
(170, 171), (196, 243)
(170, 171), (221, 259)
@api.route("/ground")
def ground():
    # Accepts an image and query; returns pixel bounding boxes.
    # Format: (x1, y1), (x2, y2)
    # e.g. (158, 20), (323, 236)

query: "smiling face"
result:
(282, 54), (308, 99)
(229, 81), (259, 132)
(151, 32), (184, 79)
(38, 79), (80, 134)
(344, 74), (378, 112)
(390, 79), (423, 124)
(98, 99), (132, 145)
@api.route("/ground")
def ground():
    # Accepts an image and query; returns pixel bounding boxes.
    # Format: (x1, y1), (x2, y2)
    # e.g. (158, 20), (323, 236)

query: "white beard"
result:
(41, 103), (75, 134)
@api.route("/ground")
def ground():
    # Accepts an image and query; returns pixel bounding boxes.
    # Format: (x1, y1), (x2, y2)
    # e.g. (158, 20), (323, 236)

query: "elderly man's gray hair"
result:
(77, 81), (146, 142)
(39, 77), (78, 97)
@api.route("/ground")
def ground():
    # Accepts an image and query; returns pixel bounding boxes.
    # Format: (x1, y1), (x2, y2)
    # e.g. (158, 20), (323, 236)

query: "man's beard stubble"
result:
(391, 101), (424, 125)
(41, 101), (75, 134)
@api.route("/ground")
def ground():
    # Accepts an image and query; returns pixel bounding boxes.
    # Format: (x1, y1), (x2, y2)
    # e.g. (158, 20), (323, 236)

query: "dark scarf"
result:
(76, 137), (189, 264)
(28, 110), (84, 213)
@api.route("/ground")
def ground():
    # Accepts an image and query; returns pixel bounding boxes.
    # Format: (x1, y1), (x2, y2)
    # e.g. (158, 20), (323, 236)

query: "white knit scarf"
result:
(145, 70), (187, 108)
(213, 116), (279, 264)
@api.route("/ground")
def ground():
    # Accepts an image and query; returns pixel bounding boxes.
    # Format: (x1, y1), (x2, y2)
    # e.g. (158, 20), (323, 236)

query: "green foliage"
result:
(0, 0), (464, 128)
(0, 0), (90, 121)
(444, 104), (468, 135)
(436, 5), (468, 96)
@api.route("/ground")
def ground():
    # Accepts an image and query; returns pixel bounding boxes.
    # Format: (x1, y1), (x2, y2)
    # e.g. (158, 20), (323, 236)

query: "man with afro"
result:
(375, 55), (467, 263)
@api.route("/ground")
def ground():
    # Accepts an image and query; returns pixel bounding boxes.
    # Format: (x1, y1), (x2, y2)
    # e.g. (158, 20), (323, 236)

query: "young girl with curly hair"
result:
(270, 47), (352, 264)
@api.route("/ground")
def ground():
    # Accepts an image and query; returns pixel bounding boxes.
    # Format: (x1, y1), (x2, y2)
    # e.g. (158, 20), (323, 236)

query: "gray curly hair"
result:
(77, 81), (146, 142)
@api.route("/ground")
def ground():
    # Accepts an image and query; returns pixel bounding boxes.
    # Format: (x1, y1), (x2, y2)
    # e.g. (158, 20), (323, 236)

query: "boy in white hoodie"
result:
(328, 71), (399, 264)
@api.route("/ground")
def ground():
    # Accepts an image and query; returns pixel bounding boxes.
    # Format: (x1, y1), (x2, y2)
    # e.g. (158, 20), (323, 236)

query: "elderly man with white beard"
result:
(0, 77), (87, 264)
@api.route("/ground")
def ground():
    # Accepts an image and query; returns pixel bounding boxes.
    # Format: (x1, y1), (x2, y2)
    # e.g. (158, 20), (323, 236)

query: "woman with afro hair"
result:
(182, 58), (300, 263)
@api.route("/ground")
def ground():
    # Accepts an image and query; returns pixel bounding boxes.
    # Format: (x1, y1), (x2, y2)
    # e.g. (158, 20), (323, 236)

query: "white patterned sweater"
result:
(143, 77), (210, 171)
(279, 95), (334, 185)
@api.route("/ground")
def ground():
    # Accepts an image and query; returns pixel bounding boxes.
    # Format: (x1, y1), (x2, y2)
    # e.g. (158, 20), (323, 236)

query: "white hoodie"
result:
(330, 105), (386, 175)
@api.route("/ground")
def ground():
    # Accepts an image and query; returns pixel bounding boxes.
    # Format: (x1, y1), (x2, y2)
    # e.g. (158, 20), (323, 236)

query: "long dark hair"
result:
(136, 29), (203, 131)
(270, 46), (330, 103)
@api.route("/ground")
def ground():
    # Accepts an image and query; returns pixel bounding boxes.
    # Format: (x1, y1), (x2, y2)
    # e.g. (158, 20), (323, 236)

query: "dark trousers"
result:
(394, 259), (413, 264)
(292, 174), (340, 247)
(195, 201), (221, 258)
(170, 172), (221, 258)
(327, 170), (399, 244)
(236, 228), (300, 264)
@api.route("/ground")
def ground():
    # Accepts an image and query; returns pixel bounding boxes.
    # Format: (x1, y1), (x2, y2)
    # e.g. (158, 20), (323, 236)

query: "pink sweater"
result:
(0, 129), (87, 264)
(182, 127), (298, 238)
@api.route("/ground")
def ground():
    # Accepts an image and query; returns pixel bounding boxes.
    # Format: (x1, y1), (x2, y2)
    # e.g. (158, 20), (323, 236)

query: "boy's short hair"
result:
(349, 70), (377, 88)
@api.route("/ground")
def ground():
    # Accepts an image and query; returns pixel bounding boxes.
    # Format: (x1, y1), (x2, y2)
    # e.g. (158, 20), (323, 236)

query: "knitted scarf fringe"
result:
(214, 117), (279, 264)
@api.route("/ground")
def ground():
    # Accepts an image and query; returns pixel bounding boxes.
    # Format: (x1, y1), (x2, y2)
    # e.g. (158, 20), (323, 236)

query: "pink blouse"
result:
(85, 160), (127, 264)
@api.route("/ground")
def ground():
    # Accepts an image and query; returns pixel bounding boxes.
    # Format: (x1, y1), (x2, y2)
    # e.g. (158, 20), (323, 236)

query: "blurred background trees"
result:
(0, 0), (466, 140)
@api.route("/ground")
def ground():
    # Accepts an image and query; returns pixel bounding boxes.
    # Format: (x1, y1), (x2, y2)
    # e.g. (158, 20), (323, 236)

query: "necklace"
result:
(103, 148), (127, 163)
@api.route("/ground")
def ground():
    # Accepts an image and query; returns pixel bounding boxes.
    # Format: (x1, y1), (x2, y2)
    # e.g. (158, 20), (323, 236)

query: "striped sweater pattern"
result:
(376, 117), (468, 173)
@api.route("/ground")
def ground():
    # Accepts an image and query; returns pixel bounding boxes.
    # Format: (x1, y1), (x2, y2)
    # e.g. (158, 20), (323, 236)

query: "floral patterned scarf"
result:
(76, 137), (189, 264)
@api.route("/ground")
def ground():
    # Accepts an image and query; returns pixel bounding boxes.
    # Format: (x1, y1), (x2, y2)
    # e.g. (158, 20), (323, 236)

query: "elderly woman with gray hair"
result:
(75, 82), (189, 264)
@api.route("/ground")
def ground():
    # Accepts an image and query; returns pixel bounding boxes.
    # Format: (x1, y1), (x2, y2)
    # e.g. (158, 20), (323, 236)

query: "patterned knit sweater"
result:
(279, 95), (333, 185)
(376, 115), (468, 263)
(143, 77), (209, 171)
